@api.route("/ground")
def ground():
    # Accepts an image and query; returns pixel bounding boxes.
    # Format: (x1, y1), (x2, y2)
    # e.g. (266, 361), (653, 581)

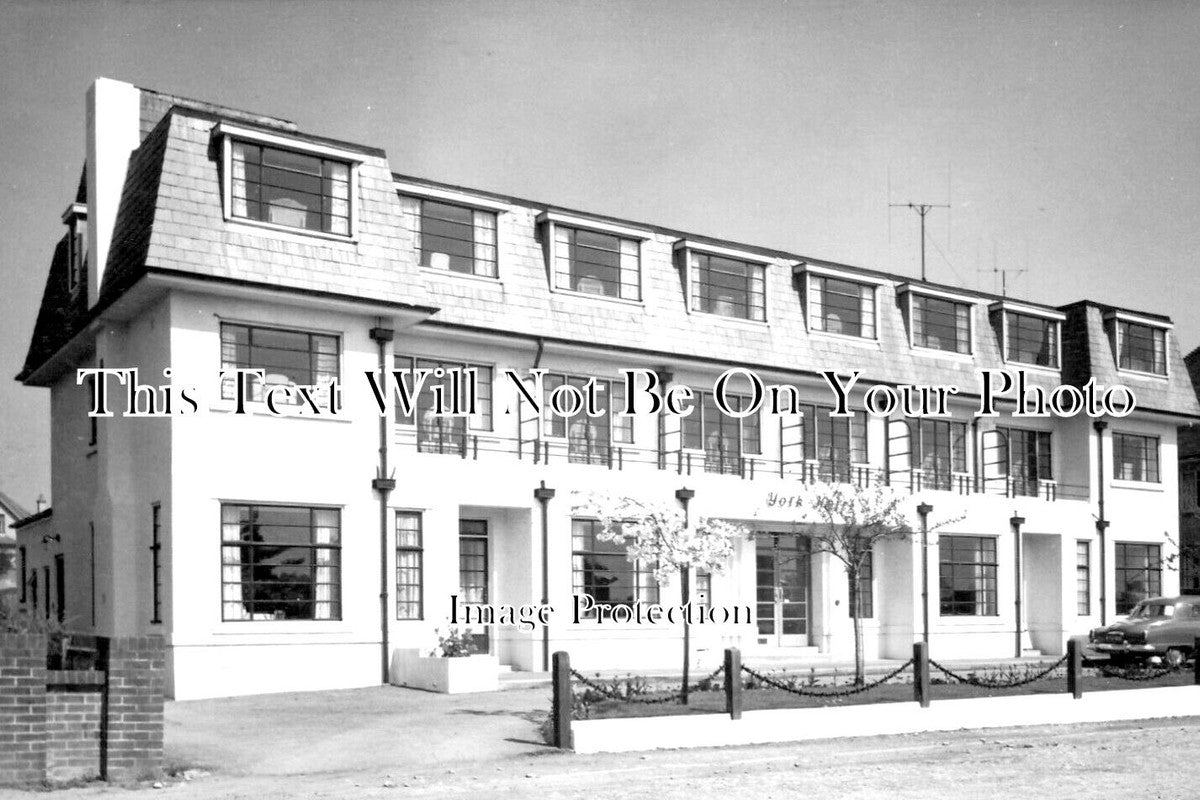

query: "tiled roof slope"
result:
(399, 191), (1199, 418)
(17, 235), (78, 380)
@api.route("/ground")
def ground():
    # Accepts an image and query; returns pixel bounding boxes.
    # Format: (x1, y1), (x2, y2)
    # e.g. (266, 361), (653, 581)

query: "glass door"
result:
(458, 519), (490, 654)
(755, 533), (810, 647)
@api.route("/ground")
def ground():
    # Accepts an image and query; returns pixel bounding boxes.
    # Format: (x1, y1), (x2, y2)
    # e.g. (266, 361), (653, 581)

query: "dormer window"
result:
(62, 203), (87, 295)
(676, 241), (772, 322)
(400, 196), (497, 278)
(991, 302), (1063, 369)
(1107, 312), (1169, 376)
(538, 211), (646, 302)
(804, 267), (881, 340)
(217, 122), (360, 239)
(899, 286), (973, 355)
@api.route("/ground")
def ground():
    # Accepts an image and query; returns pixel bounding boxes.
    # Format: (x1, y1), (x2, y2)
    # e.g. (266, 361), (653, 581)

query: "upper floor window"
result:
(220, 323), (339, 402)
(912, 419), (968, 490)
(796, 404), (868, 482)
(1114, 318), (1167, 375)
(400, 196), (497, 278)
(394, 356), (494, 453)
(542, 374), (631, 464)
(809, 275), (876, 339)
(910, 294), (971, 354)
(682, 391), (761, 475)
(998, 427), (1052, 497)
(552, 226), (641, 301)
(688, 252), (766, 322)
(1003, 311), (1060, 368)
(1113, 432), (1160, 483)
(230, 141), (351, 235)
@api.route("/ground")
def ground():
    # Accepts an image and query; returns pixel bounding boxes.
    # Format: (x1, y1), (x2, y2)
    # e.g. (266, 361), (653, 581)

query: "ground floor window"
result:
(938, 535), (997, 616)
(850, 551), (873, 619)
(1115, 542), (1161, 614)
(571, 519), (658, 611)
(1076, 540), (1090, 616)
(395, 512), (423, 619)
(221, 504), (341, 621)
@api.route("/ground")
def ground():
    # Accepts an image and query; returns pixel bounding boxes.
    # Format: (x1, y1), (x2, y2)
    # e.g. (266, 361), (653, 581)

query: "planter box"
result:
(389, 648), (499, 694)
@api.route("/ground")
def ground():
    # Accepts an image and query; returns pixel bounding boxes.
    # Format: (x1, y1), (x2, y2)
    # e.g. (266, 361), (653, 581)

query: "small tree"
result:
(793, 481), (958, 686)
(1165, 531), (1200, 592)
(580, 494), (747, 703)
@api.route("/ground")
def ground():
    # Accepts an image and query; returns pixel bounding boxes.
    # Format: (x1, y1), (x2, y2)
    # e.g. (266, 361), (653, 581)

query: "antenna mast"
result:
(889, 202), (950, 282)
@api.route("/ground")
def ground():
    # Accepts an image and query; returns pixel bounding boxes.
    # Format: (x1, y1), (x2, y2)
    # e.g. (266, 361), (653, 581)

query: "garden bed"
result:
(574, 668), (1197, 720)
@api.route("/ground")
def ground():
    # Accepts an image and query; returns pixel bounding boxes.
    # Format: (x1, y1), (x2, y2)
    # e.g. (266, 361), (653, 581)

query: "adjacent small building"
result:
(14, 78), (1200, 699)
(0, 491), (30, 595)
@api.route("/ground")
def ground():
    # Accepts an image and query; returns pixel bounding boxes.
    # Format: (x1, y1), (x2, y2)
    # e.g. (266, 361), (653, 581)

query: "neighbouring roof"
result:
(0, 491), (31, 524)
(11, 507), (51, 530)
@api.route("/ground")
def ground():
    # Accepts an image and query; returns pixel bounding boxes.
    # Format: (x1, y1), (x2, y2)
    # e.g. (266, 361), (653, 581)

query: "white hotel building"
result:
(14, 79), (1198, 700)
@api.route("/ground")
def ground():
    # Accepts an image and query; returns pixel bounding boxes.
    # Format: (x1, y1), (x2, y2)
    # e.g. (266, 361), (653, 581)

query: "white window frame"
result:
(1105, 310), (1171, 379)
(216, 122), (363, 242)
(398, 190), (504, 282)
(799, 264), (886, 342)
(897, 284), (976, 356)
(62, 203), (87, 296)
(990, 301), (1065, 371)
(674, 239), (779, 325)
(536, 210), (649, 306)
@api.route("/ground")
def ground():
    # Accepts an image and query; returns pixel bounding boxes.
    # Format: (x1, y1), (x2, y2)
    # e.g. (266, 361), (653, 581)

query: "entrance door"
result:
(458, 519), (490, 654)
(755, 534), (810, 646)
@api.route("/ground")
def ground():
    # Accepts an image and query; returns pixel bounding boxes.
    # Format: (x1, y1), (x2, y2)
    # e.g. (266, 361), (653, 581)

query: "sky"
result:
(0, 0), (1198, 510)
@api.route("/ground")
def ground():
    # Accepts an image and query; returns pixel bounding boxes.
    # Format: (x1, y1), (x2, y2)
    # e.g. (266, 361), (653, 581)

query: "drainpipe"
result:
(533, 481), (556, 672)
(676, 487), (695, 705)
(916, 503), (932, 643)
(370, 325), (396, 685)
(1094, 420), (1108, 624)
(1011, 513), (1026, 658)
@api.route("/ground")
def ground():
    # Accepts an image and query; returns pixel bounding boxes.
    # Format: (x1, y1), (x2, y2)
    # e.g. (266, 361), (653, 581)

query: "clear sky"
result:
(1, 0), (1198, 510)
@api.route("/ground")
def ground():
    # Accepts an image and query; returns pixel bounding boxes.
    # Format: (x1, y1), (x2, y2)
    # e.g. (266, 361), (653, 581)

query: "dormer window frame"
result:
(397, 182), (507, 281)
(674, 240), (779, 325)
(990, 301), (1065, 372)
(799, 263), (887, 343)
(215, 122), (363, 243)
(897, 284), (977, 357)
(61, 202), (87, 297)
(536, 210), (649, 306)
(1104, 310), (1171, 379)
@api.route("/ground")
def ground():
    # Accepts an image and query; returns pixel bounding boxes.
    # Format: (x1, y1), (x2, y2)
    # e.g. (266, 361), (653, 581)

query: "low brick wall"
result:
(45, 670), (105, 783)
(0, 634), (164, 788)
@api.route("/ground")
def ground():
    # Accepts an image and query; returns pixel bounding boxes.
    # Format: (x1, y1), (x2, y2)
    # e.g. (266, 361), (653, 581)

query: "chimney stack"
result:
(85, 78), (141, 307)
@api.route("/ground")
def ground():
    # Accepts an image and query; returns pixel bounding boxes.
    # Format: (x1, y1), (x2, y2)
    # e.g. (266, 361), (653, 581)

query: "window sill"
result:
(419, 267), (500, 285)
(687, 308), (770, 328)
(1109, 479), (1164, 492)
(225, 216), (358, 245)
(209, 399), (351, 422)
(1114, 367), (1169, 381)
(1001, 359), (1060, 374)
(806, 329), (881, 348)
(549, 286), (645, 308)
(910, 344), (973, 360)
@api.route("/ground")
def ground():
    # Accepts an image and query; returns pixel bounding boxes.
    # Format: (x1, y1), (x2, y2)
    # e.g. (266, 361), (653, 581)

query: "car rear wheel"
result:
(1163, 648), (1188, 669)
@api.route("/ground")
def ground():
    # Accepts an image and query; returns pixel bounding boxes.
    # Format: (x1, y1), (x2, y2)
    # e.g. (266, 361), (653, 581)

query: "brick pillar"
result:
(100, 635), (164, 782)
(0, 633), (49, 786)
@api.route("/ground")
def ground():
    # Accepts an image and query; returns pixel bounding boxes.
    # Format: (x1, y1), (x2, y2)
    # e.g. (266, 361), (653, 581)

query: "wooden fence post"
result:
(1194, 637), (1200, 686)
(551, 651), (572, 750)
(1067, 639), (1083, 699)
(724, 648), (742, 720)
(913, 641), (930, 708)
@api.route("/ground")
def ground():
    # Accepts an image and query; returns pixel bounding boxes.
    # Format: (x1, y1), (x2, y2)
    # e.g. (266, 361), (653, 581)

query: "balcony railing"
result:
(394, 425), (1088, 502)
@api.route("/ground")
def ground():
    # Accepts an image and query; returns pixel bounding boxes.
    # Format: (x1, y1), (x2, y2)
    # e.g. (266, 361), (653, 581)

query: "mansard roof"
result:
(17, 85), (1200, 420)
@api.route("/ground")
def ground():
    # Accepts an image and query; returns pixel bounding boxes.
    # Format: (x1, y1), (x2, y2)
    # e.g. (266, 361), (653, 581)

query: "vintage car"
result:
(1089, 595), (1200, 667)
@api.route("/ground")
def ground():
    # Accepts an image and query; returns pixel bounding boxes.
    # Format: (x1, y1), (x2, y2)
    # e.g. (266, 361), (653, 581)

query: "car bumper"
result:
(1092, 643), (1160, 656)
